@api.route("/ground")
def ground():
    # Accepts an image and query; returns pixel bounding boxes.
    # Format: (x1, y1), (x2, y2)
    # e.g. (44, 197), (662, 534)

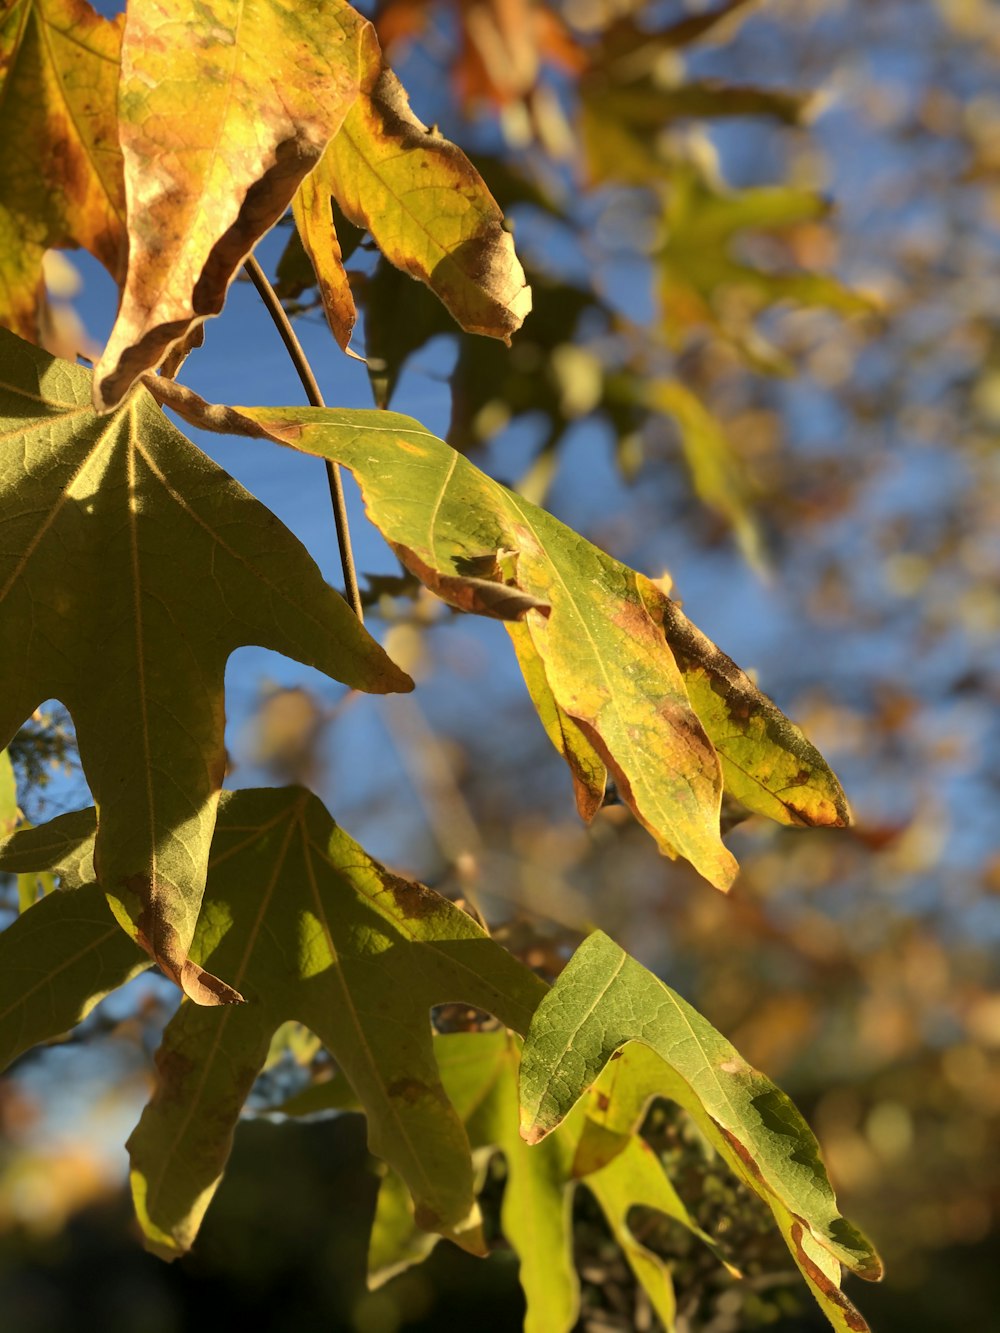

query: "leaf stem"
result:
(243, 253), (363, 622)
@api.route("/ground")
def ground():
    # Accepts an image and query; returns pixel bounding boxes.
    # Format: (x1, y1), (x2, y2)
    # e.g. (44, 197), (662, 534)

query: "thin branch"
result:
(243, 252), (363, 622)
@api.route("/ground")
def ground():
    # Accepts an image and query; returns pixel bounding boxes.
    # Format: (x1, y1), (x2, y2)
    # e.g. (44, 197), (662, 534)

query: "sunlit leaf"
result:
(0, 0), (125, 340)
(94, 0), (371, 409)
(232, 403), (736, 889)
(287, 1030), (711, 1333)
(636, 579), (850, 828)
(506, 622), (607, 821)
(309, 22), (531, 343)
(0, 329), (409, 1003)
(0, 750), (17, 838)
(217, 403), (849, 870)
(0, 790), (547, 1258)
(291, 169), (359, 353)
(519, 932), (882, 1330)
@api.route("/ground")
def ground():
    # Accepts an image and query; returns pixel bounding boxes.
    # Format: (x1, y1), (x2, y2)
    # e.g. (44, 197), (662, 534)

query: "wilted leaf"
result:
(519, 932), (882, 1330)
(0, 329), (409, 1002)
(94, 0), (371, 409)
(235, 403), (737, 890)
(205, 402), (847, 876)
(309, 22), (531, 343)
(0, 0), (125, 339)
(637, 580), (850, 828)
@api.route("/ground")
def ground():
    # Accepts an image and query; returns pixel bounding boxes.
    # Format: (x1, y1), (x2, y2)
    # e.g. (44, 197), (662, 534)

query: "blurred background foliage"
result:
(2, 0), (999, 1329)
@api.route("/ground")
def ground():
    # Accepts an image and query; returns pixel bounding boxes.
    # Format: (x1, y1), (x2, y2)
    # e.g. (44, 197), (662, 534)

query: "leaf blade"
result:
(94, 0), (371, 407)
(314, 24), (531, 342)
(0, 0), (125, 339)
(0, 330), (410, 1001)
(518, 932), (882, 1310)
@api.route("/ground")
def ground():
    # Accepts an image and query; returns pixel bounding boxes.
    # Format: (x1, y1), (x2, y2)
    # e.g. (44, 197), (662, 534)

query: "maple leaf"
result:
(284, 1029), (731, 1333)
(209, 402), (850, 886)
(519, 932), (883, 1333)
(0, 790), (547, 1258)
(0, 0), (126, 340)
(0, 329), (410, 1003)
(655, 163), (873, 359)
(293, 18), (531, 352)
(93, 0), (374, 409)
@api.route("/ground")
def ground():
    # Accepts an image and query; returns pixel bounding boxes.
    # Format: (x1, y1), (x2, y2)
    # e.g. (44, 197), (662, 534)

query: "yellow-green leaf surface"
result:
(288, 1031), (708, 1333)
(0, 329), (409, 1003)
(305, 22), (531, 344)
(0, 0), (125, 339)
(0, 749), (17, 836)
(652, 379), (764, 570)
(128, 788), (545, 1259)
(505, 622), (607, 821)
(94, 0), (372, 409)
(658, 164), (871, 354)
(238, 405), (735, 888)
(0, 791), (546, 1258)
(224, 403), (847, 880)
(637, 578), (850, 828)
(519, 932), (882, 1330)
(291, 168), (358, 352)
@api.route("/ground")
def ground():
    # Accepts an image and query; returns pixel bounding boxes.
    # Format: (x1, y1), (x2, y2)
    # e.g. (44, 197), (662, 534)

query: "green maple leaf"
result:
(0, 789), (545, 1258)
(0, 329), (410, 1003)
(656, 164), (873, 360)
(519, 932), (883, 1333)
(285, 1030), (726, 1333)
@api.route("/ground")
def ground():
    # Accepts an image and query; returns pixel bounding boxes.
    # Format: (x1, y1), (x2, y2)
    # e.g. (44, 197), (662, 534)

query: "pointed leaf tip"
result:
(519, 932), (880, 1330)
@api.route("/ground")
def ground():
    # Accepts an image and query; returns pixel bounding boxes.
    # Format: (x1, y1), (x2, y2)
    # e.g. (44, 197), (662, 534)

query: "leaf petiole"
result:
(243, 252), (363, 621)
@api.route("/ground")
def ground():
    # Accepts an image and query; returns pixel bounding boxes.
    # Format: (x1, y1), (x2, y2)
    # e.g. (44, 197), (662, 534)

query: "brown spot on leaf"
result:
(391, 541), (550, 621)
(789, 1221), (871, 1331)
(131, 876), (243, 1007)
(387, 1076), (431, 1104)
(379, 870), (445, 922)
(718, 1124), (768, 1186)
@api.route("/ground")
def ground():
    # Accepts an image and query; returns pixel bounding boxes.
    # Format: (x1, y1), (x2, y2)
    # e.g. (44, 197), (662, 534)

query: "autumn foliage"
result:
(0, 1), (896, 1329)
